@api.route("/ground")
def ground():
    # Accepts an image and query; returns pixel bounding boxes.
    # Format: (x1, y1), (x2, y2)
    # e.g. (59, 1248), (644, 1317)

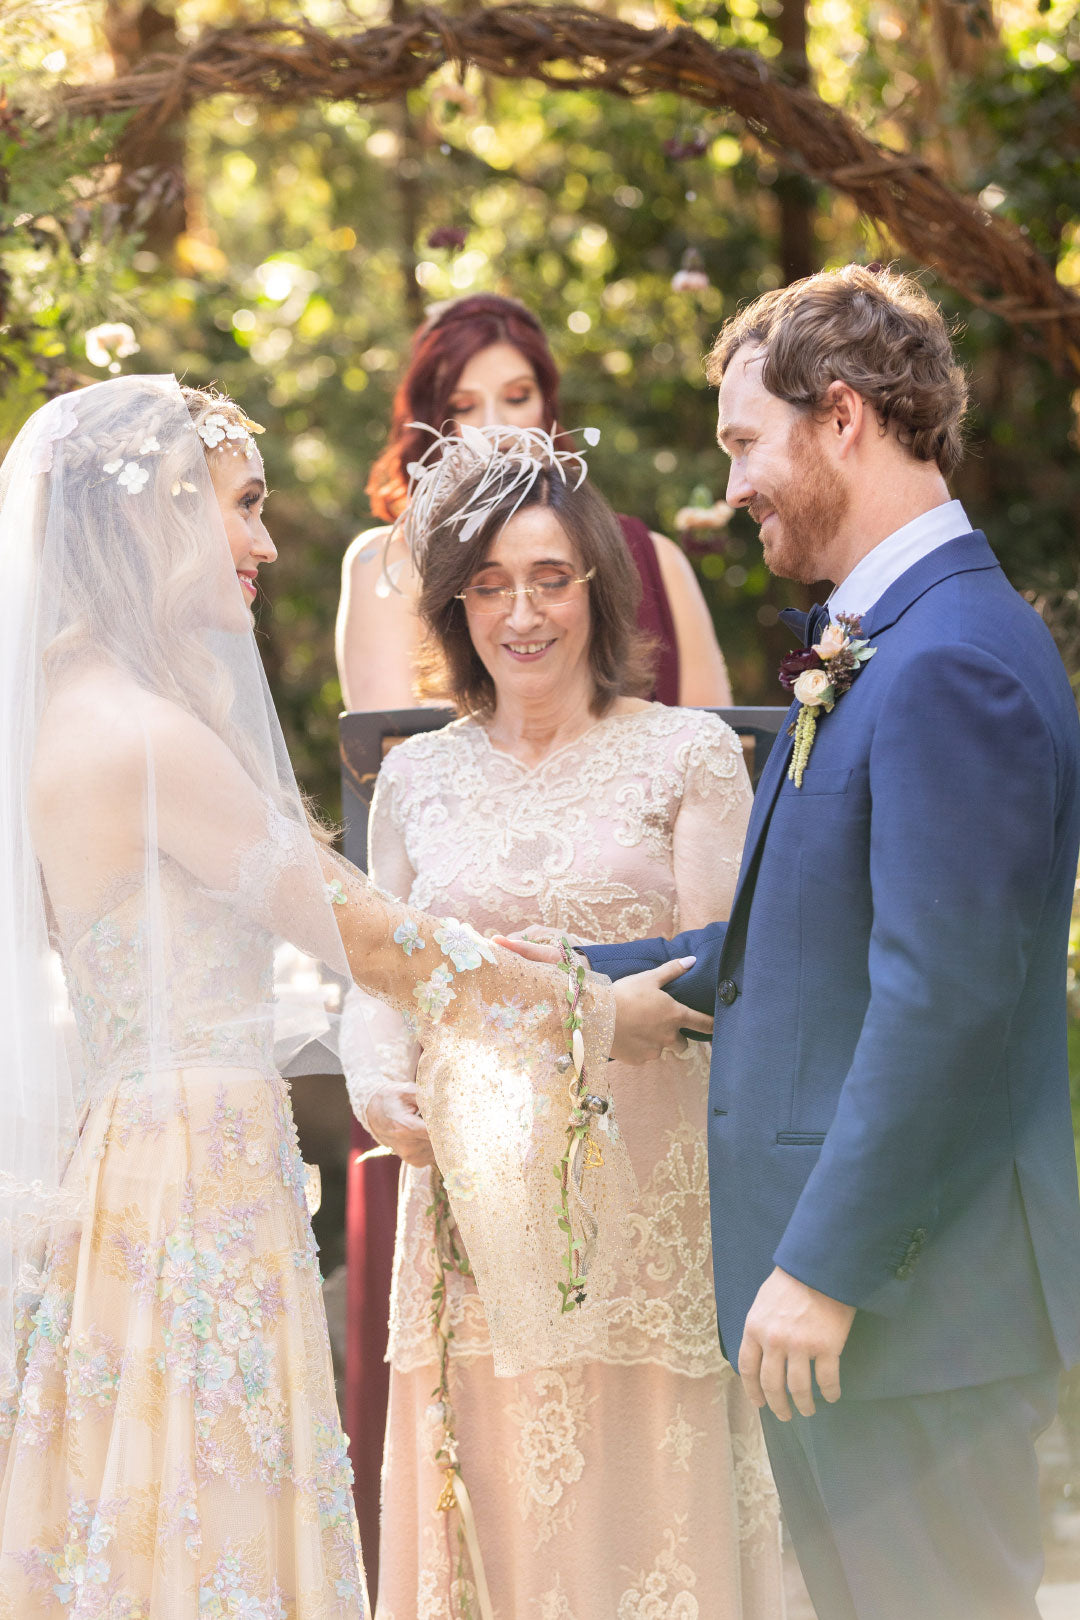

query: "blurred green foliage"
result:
(4, 1), (1079, 795)
(4, 2), (1080, 1153)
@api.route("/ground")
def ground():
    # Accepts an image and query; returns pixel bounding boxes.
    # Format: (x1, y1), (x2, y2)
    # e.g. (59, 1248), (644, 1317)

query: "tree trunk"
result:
(772, 0), (816, 286)
(103, 2), (187, 256)
(391, 0), (425, 328)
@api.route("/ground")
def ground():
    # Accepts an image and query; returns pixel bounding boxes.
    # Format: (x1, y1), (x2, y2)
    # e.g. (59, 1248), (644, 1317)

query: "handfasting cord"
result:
(555, 936), (608, 1312)
(423, 935), (606, 1614)
(429, 1169), (494, 1620)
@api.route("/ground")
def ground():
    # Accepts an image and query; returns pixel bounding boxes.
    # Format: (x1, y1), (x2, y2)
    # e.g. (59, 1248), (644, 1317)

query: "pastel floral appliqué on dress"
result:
(0, 849), (367, 1617)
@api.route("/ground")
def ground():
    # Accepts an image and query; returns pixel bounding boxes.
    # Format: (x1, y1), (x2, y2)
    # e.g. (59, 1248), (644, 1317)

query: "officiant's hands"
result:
(496, 936), (712, 1062)
(364, 1081), (435, 1168)
(608, 963), (713, 1061)
(738, 1267), (856, 1420)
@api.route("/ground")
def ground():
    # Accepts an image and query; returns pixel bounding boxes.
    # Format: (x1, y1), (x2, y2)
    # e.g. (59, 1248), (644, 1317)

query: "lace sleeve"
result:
(674, 713), (753, 930)
(340, 985), (418, 1131)
(319, 848), (635, 1377)
(341, 767), (419, 1131)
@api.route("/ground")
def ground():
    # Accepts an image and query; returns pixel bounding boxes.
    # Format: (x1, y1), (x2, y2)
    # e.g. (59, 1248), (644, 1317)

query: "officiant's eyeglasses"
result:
(456, 568), (596, 615)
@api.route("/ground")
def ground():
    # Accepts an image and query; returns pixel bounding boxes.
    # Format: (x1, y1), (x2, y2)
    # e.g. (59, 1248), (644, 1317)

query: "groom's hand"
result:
(495, 939), (713, 1061)
(738, 1267), (856, 1421)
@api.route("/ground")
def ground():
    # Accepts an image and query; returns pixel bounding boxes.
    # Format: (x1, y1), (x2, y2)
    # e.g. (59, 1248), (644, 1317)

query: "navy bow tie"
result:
(778, 602), (830, 649)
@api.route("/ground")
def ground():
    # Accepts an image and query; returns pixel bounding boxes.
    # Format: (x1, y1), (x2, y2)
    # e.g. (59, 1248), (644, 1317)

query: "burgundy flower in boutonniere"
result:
(780, 612), (877, 788)
(778, 647), (823, 692)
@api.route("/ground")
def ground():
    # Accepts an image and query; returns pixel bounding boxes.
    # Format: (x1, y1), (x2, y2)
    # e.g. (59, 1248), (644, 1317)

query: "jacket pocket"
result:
(776, 1130), (827, 1146)
(793, 766), (853, 796)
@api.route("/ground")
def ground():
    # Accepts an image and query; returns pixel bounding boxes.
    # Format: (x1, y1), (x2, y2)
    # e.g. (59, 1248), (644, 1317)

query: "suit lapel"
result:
(719, 532), (1002, 964)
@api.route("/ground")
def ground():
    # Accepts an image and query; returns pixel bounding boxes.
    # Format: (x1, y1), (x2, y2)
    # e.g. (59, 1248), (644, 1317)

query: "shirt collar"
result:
(827, 499), (972, 623)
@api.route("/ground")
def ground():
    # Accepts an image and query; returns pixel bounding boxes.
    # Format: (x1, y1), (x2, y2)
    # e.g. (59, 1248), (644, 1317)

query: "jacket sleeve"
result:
(773, 643), (1064, 1306)
(582, 921), (727, 1019)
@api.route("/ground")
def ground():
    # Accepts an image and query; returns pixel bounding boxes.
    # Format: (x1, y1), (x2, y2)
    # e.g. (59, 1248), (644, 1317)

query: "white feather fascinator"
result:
(394, 421), (601, 570)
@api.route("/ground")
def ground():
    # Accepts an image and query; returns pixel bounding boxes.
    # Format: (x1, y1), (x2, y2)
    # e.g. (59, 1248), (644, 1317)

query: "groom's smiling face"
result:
(717, 344), (849, 585)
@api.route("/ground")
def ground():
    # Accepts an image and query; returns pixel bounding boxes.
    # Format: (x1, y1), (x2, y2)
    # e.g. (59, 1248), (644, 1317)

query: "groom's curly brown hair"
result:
(706, 264), (969, 479)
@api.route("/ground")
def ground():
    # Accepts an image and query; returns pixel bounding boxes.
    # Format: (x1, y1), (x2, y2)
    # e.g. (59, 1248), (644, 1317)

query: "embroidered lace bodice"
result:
(53, 855), (278, 1106)
(345, 703), (753, 1377)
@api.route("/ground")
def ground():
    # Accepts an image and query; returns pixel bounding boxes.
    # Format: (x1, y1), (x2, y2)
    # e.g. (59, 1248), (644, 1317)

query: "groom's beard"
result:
(751, 422), (849, 585)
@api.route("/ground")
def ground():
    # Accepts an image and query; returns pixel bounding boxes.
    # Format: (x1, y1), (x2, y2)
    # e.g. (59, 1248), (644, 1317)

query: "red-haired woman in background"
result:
(335, 294), (733, 710)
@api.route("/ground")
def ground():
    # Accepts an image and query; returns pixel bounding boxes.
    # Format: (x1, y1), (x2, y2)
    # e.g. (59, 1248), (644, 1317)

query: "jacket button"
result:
(717, 979), (739, 1007)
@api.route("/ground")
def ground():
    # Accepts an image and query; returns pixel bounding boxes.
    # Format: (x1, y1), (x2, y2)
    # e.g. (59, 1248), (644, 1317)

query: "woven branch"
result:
(61, 4), (1080, 374)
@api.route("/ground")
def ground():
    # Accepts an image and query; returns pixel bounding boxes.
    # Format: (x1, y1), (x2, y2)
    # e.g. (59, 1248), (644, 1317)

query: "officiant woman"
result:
(341, 426), (781, 1617)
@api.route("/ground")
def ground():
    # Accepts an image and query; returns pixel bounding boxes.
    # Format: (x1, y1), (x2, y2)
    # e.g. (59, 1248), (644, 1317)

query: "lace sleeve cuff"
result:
(339, 984), (416, 1132)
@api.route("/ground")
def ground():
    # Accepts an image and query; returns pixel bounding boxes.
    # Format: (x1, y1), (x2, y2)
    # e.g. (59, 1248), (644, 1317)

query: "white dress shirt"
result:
(827, 499), (973, 622)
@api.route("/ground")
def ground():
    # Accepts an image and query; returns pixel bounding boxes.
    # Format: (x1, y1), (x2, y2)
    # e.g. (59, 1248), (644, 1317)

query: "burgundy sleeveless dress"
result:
(618, 513), (680, 704)
(344, 513), (681, 1587)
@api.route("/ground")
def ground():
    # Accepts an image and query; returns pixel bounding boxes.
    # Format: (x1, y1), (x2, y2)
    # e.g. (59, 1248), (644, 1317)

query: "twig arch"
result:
(63, 4), (1080, 373)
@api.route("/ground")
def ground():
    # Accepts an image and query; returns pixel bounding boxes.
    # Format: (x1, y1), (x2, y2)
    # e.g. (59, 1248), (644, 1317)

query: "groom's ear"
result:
(822, 380), (864, 459)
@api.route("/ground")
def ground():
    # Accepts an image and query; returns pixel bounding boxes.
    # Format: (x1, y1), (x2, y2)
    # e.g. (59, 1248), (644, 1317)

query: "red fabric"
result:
(345, 1119), (398, 1596)
(617, 514), (680, 705)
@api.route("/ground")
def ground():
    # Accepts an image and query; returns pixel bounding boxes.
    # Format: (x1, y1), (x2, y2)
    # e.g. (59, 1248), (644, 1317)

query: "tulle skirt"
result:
(0, 1064), (366, 1618)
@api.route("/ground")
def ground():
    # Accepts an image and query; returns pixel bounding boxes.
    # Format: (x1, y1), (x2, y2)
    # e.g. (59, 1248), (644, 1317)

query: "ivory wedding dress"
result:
(0, 377), (624, 1619)
(0, 817), (621, 1619)
(345, 704), (784, 1620)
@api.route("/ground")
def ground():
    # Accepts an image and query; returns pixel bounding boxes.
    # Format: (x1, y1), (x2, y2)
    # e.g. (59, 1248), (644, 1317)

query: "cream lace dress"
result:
(346, 704), (783, 1620)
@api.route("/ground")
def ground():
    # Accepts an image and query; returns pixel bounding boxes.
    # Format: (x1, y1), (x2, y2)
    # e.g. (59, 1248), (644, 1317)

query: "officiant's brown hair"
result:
(706, 264), (968, 479)
(415, 470), (655, 717)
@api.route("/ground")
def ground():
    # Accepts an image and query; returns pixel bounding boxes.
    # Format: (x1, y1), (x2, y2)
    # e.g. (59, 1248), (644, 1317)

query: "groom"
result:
(521, 266), (1080, 1618)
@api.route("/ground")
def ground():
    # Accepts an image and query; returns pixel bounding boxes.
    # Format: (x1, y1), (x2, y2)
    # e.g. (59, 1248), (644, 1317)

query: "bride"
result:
(0, 375), (698, 1615)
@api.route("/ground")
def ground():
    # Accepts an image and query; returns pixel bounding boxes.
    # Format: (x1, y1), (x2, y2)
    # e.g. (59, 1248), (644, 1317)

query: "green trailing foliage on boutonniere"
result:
(778, 613), (877, 788)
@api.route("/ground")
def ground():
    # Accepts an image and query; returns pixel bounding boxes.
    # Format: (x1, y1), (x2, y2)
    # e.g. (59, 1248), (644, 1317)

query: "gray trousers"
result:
(761, 1369), (1059, 1620)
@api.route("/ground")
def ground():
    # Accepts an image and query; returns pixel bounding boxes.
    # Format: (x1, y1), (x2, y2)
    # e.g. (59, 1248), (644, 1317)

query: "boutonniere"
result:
(778, 613), (877, 787)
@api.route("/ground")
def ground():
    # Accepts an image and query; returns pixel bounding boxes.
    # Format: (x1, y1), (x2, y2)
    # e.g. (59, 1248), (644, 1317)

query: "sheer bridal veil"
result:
(0, 375), (359, 1408)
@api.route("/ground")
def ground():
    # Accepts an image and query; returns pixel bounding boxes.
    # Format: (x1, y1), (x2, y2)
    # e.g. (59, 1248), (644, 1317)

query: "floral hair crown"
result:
(26, 385), (265, 497)
(193, 409), (265, 458)
(394, 421), (600, 569)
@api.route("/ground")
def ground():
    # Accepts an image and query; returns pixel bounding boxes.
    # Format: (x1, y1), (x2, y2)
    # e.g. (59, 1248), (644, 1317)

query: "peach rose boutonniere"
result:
(778, 612), (877, 787)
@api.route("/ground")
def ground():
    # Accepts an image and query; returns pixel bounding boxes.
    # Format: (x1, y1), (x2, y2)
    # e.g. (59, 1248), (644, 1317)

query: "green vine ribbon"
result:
(428, 1168), (495, 1619)
(555, 936), (604, 1314)
(423, 933), (606, 1615)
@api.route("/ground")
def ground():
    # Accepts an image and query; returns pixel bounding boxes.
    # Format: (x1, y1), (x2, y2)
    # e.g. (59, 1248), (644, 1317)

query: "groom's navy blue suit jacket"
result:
(585, 532), (1080, 1399)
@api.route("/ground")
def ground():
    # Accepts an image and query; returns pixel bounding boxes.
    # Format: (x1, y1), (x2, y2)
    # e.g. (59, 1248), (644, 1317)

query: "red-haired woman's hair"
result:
(366, 295), (563, 523)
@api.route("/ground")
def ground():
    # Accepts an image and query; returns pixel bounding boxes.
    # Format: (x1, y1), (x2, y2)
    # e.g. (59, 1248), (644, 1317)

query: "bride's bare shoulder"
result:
(33, 673), (215, 794)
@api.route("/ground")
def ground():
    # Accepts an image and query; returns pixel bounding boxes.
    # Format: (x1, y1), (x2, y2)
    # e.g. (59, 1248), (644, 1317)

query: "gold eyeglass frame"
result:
(456, 566), (597, 614)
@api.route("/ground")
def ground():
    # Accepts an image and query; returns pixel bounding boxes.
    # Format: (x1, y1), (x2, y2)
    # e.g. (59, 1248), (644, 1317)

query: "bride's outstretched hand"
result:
(498, 938), (712, 1063)
(493, 933), (562, 963)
